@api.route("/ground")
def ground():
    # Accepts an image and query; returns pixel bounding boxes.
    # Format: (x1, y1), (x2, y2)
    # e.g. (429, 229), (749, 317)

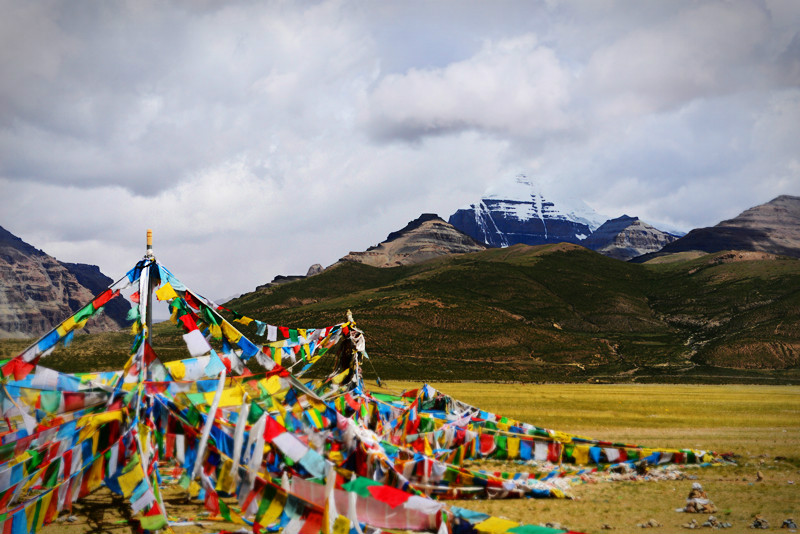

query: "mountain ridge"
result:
(633, 195), (800, 262)
(0, 225), (128, 338)
(584, 215), (680, 261)
(215, 243), (800, 382)
(339, 213), (486, 268)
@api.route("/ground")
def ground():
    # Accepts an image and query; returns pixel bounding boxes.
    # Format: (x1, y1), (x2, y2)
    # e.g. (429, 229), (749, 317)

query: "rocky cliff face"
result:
(340, 213), (486, 267)
(640, 195), (800, 260)
(448, 175), (605, 248)
(583, 215), (680, 261)
(0, 225), (127, 338)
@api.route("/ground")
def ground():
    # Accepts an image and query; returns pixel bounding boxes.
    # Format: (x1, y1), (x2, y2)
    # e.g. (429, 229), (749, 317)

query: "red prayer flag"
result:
(204, 487), (220, 516)
(263, 416), (287, 442)
(93, 289), (119, 309)
(299, 509), (323, 534)
(179, 314), (198, 332)
(184, 292), (202, 310)
(143, 342), (157, 366)
(13, 359), (36, 381)
(479, 433), (496, 455)
(366, 485), (411, 508)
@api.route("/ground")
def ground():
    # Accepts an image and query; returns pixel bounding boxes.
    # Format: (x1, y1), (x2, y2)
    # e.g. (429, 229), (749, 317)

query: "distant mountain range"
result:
(340, 213), (486, 267)
(0, 226), (128, 338)
(633, 194), (800, 262)
(253, 182), (800, 292)
(584, 215), (680, 261)
(447, 175), (680, 260)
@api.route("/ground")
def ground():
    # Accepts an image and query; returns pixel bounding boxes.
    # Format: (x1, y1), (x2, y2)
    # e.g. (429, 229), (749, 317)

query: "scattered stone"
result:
(701, 516), (732, 529)
(756, 471), (764, 482)
(678, 483), (718, 514)
(782, 518), (798, 529)
(601, 524), (614, 530)
(545, 522), (563, 530)
(637, 519), (662, 528)
(682, 519), (699, 529)
(66, 516), (78, 523)
(750, 515), (769, 529)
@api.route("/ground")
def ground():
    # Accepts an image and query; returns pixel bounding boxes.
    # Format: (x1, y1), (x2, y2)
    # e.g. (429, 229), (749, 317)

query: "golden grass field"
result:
(42, 382), (799, 534)
(383, 382), (800, 534)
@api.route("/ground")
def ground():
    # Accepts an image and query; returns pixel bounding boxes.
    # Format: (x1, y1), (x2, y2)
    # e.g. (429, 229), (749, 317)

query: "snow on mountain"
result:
(449, 175), (607, 248)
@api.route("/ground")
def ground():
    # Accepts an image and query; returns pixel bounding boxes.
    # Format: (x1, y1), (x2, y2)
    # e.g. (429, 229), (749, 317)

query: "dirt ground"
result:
(39, 383), (800, 534)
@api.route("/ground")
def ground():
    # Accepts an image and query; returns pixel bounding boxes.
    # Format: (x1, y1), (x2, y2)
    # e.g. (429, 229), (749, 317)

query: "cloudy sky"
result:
(2, 0), (799, 299)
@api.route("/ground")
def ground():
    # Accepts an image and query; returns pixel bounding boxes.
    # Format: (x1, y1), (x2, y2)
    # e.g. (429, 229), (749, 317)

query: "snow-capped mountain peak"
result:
(449, 174), (607, 248)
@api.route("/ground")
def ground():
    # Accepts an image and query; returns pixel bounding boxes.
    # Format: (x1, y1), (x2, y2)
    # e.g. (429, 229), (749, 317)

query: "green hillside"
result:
(4, 244), (799, 383)
(226, 244), (800, 382)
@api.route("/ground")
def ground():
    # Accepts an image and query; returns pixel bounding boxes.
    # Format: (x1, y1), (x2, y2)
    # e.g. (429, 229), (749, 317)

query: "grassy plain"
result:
(376, 382), (800, 534)
(35, 382), (800, 534)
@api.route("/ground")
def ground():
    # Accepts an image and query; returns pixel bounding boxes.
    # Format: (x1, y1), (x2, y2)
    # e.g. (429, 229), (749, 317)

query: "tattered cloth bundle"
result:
(0, 256), (730, 534)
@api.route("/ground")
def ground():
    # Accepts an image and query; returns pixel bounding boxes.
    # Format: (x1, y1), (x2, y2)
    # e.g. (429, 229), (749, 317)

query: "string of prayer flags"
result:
(0, 254), (730, 534)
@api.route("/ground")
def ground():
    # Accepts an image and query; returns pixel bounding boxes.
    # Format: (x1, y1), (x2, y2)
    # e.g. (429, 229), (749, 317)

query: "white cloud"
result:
(582, 0), (773, 120)
(1, 0), (799, 303)
(364, 34), (572, 141)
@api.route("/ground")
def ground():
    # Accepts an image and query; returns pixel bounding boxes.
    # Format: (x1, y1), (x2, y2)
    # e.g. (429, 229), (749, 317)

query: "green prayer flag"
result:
(341, 477), (381, 498)
(126, 306), (140, 322)
(139, 514), (167, 531)
(219, 500), (232, 522)
(509, 524), (566, 534)
(74, 303), (95, 323)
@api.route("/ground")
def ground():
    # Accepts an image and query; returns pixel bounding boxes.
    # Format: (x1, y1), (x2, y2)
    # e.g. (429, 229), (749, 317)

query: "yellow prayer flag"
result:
(332, 369), (350, 385)
(264, 375), (283, 396)
(573, 444), (590, 465)
(204, 385), (244, 407)
(221, 321), (243, 343)
(77, 410), (123, 430)
(117, 464), (144, 497)
(259, 488), (287, 527)
(25, 501), (36, 534)
(209, 323), (222, 340)
(61, 316), (77, 333)
(155, 282), (179, 301)
(35, 490), (54, 532)
(215, 458), (235, 493)
(508, 437), (520, 459)
(234, 316), (254, 326)
(165, 360), (186, 380)
(86, 456), (105, 493)
(474, 517), (520, 534)
(333, 515), (351, 534)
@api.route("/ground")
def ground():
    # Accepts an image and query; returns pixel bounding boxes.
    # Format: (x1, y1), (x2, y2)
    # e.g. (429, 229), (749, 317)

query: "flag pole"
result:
(146, 229), (154, 347)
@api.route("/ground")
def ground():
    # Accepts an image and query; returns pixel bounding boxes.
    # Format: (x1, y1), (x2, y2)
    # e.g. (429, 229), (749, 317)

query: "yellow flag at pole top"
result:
(155, 282), (179, 301)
